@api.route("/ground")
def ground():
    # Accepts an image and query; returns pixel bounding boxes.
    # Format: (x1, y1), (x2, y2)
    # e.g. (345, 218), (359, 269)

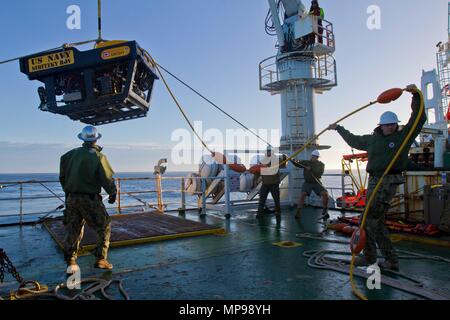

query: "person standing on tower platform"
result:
(309, 0), (325, 45)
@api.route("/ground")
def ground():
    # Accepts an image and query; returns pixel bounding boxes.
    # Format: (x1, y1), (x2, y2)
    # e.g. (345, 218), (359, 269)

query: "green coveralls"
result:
(60, 143), (117, 261)
(336, 93), (426, 263)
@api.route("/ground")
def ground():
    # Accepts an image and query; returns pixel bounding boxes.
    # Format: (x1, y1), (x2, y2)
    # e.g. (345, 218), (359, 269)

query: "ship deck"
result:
(1, 207), (450, 300)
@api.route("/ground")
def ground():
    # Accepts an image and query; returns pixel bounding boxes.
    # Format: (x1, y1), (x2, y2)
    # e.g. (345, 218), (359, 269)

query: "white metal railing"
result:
(259, 51), (337, 92)
(311, 17), (335, 49)
(0, 171), (355, 226)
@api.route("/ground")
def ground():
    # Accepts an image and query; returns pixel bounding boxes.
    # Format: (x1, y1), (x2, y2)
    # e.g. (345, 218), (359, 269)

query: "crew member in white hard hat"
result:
(59, 126), (117, 272)
(328, 84), (427, 271)
(291, 150), (329, 220)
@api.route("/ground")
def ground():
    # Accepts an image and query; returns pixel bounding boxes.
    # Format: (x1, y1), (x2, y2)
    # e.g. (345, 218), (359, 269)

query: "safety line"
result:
(156, 63), (273, 148)
(144, 50), (213, 153)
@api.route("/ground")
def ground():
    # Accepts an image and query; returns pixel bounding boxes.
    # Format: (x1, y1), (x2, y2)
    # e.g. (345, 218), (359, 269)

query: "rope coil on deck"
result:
(303, 249), (450, 300)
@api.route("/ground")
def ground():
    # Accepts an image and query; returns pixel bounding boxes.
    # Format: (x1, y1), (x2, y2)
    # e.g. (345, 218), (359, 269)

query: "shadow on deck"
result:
(1, 207), (450, 300)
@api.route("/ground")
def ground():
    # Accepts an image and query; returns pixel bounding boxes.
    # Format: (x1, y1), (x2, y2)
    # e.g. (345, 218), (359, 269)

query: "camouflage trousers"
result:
(63, 194), (111, 261)
(362, 175), (403, 263)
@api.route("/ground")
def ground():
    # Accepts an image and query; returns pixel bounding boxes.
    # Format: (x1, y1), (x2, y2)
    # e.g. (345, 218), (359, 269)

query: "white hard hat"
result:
(78, 126), (102, 142)
(312, 150), (321, 157)
(379, 112), (400, 125)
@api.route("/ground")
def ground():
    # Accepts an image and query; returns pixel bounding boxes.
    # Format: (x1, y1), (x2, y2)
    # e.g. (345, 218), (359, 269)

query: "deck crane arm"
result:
(267, 0), (309, 51)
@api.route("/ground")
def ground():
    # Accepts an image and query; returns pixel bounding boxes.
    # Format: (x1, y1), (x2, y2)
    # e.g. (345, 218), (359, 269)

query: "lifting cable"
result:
(0, 45), (71, 66)
(143, 50), (213, 153)
(1, 0), (104, 65)
(1, 0), (269, 155)
(156, 64), (273, 148)
(97, 0), (103, 42)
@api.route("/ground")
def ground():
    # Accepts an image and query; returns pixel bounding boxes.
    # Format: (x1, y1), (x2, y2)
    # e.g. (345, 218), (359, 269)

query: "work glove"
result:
(405, 84), (418, 93)
(328, 123), (338, 131)
(108, 193), (117, 204)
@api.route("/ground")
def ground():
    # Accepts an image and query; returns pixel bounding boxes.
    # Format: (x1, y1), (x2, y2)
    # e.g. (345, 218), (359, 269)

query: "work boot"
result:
(320, 208), (330, 220)
(354, 255), (376, 267)
(295, 208), (302, 220)
(317, 212), (330, 222)
(379, 260), (400, 272)
(66, 257), (79, 275)
(264, 206), (275, 214)
(94, 259), (113, 270)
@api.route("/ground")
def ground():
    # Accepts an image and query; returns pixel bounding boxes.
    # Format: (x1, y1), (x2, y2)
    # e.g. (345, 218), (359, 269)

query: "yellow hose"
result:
(278, 101), (377, 168)
(349, 88), (425, 300)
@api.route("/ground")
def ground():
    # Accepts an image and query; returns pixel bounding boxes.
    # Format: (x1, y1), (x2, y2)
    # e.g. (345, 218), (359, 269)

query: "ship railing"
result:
(321, 173), (359, 210)
(0, 177), (201, 226)
(0, 172), (355, 226)
(259, 51), (337, 92)
(311, 17), (335, 49)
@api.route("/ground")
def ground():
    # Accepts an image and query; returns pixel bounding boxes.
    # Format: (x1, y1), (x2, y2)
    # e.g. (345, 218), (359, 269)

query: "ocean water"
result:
(0, 170), (348, 224)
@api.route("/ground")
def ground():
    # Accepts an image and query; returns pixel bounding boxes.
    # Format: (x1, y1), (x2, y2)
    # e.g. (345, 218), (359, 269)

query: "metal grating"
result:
(44, 212), (226, 254)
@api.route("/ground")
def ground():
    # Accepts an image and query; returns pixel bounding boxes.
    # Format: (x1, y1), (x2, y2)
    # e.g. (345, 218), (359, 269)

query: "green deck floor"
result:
(1, 207), (450, 300)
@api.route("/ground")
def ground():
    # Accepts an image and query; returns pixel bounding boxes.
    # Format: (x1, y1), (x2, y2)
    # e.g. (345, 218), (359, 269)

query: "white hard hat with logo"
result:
(379, 112), (400, 125)
(78, 126), (102, 142)
(312, 150), (321, 157)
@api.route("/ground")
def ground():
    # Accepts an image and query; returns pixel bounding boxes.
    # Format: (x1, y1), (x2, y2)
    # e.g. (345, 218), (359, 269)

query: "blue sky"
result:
(0, 0), (448, 173)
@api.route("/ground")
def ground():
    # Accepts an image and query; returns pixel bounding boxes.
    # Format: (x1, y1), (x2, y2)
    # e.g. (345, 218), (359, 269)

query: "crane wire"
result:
(97, 0), (103, 42)
(0, 0), (214, 154)
(143, 50), (213, 153)
(156, 63), (273, 148)
(0, 0), (103, 66)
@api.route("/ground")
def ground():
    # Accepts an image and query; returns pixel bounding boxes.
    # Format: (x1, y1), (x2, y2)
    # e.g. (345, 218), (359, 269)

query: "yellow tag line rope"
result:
(277, 100), (378, 169)
(350, 89), (425, 300)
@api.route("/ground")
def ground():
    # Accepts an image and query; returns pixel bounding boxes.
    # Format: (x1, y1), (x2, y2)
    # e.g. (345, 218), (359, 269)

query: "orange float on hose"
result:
(229, 163), (247, 173)
(342, 226), (356, 236)
(249, 164), (264, 175)
(377, 88), (404, 104)
(328, 223), (348, 232)
(350, 228), (367, 255)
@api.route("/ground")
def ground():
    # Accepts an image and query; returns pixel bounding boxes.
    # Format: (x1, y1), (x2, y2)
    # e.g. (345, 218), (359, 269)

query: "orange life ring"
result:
(350, 228), (367, 255)
(377, 88), (403, 104)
